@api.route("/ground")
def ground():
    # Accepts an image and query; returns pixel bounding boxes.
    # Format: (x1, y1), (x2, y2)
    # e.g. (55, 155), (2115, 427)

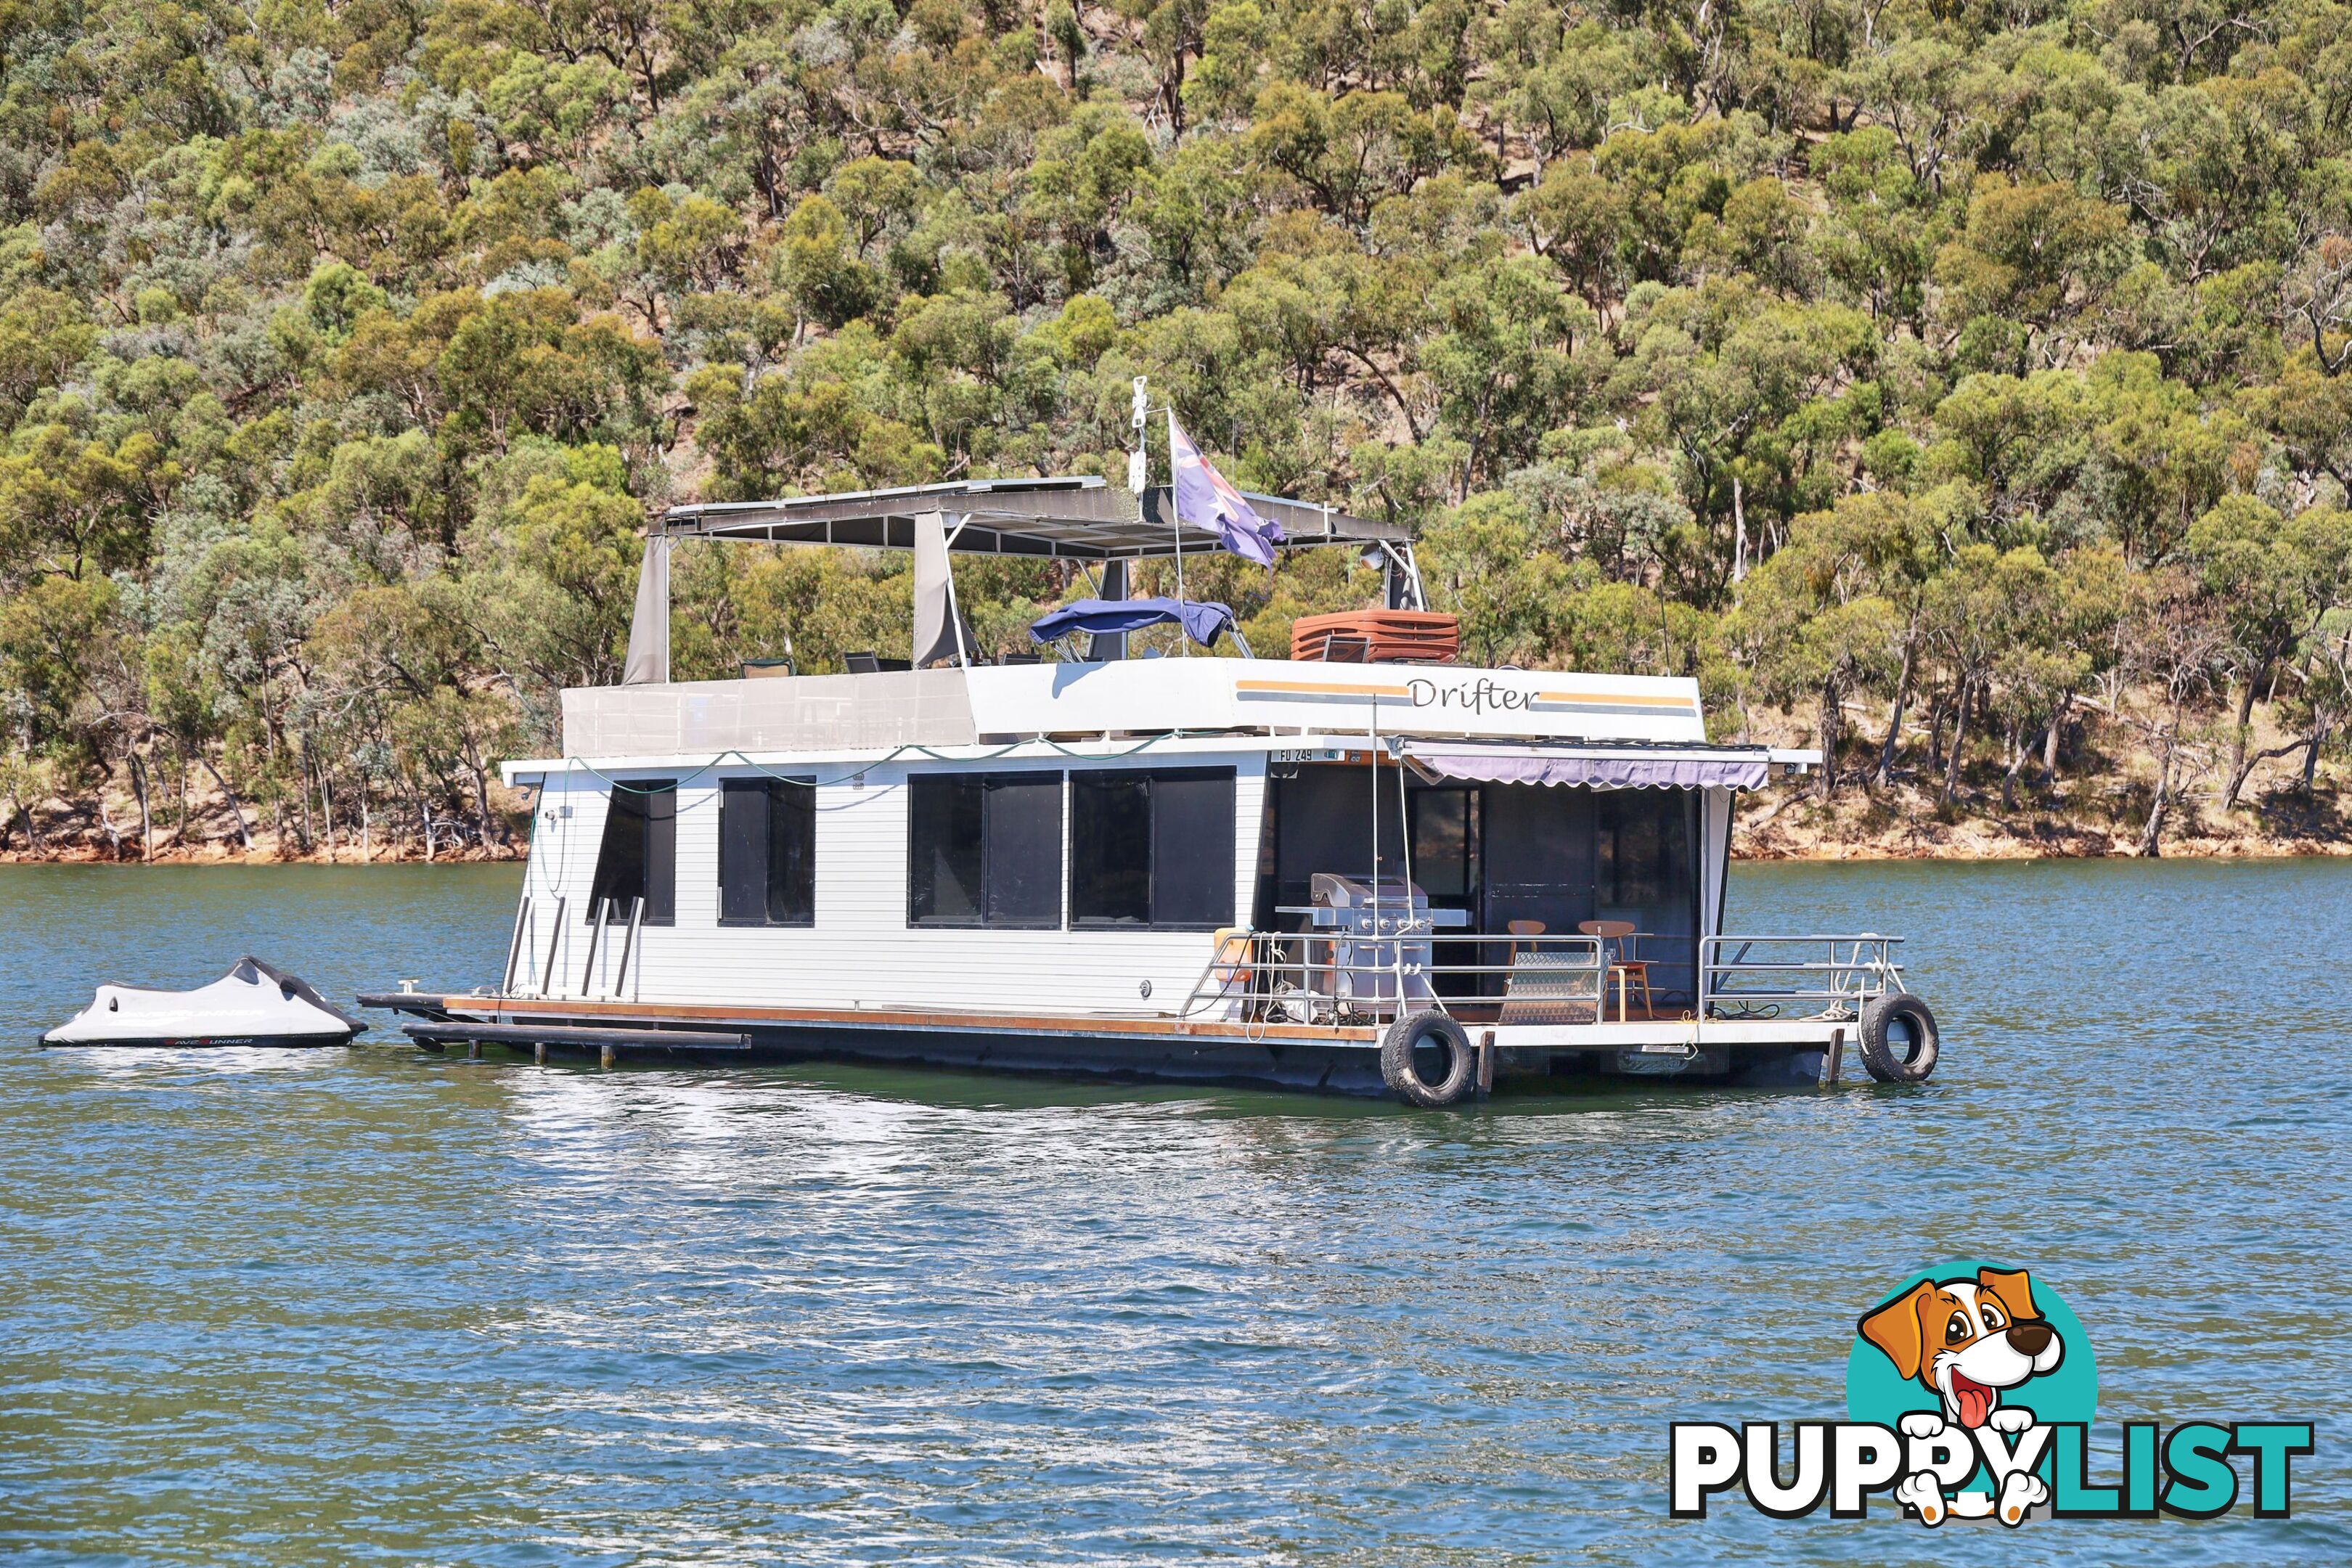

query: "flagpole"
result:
(1166, 407), (1188, 656)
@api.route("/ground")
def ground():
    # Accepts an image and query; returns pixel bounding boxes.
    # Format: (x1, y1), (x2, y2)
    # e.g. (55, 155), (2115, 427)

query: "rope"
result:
(558, 732), (1186, 794)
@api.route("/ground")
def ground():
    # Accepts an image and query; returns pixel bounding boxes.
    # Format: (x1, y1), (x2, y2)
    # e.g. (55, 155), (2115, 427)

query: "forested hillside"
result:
(4, 0), (2351, 859)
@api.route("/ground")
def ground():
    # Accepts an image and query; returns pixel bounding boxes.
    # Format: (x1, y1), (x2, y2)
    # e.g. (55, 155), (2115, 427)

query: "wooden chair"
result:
(1579, 920), (1653, 1021)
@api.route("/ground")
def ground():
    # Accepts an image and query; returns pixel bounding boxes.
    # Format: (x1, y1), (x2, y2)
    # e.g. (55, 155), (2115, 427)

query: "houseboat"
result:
(362, 475), (1940, 1103)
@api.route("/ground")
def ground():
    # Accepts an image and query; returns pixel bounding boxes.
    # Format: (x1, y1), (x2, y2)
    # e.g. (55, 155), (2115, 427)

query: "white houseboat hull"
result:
(362, 992), (1854, 1093)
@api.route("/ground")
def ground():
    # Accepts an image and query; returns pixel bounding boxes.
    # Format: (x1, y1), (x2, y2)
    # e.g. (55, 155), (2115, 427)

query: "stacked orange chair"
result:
(1290, 610), (1461, 664)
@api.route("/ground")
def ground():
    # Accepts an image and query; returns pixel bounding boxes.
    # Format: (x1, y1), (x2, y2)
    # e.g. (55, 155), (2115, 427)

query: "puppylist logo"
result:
(1670, 1261), (2314, 1527)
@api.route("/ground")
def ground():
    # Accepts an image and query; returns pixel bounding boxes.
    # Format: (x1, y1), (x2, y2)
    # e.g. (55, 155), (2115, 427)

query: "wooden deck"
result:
(361, 991), (1385, 1045)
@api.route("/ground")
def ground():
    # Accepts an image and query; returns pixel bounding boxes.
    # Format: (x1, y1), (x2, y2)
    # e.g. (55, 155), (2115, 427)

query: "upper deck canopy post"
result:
(1089, 560), (1130, 661)
(621, 533), (671, 685)
(1381, 542), (1426, 611)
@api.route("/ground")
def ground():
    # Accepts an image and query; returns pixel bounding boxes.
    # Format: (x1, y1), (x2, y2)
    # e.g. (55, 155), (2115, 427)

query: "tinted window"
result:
(1151, 770), (1234, 926)
(908, 775), (984, 923)
(588, 779), (675, 926)
(984, 775), (1063, 926)
(1270, 763), (1405, 915)
(1071, 776), (1151, 924)
(719, 779), (814, 926)
(910, 772), (1061, 927)
(1071, 769), (1233, 928)
(1408, 788), (1478, 902)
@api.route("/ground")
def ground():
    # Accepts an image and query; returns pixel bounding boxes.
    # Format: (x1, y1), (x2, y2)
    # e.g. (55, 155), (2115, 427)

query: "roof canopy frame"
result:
(658, 476), (1412, 561)
(628, 475), (1424, 685)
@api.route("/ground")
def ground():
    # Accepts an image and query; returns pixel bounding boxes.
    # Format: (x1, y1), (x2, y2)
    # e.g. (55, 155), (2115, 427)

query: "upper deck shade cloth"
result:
(1029, 597), (1238, 650)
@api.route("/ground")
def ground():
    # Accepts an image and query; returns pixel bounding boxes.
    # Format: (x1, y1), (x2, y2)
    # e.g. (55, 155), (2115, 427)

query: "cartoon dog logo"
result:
(1859, 1265), (2067, 1524)
(1860, 1264), (2064, 1429)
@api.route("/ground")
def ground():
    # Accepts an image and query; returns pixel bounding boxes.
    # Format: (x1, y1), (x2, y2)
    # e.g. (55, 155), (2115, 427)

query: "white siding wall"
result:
(513, 754), (1267, 1015)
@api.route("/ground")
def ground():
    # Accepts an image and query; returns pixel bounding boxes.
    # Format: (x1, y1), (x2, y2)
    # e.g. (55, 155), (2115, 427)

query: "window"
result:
(1071, 768), (1235, 928)
(719, 778), (814, 926)
(588, 780), (675, 925)
(908, 772), (1062, 927)
(1408, 788), (1479, 902)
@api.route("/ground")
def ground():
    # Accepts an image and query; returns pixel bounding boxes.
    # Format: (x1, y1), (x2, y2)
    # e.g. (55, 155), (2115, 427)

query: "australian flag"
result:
(1169, 413), (1284, 567)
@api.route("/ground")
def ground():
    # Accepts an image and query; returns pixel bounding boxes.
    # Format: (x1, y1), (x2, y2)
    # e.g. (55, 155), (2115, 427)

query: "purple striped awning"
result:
(1403, 745), (1770, 791)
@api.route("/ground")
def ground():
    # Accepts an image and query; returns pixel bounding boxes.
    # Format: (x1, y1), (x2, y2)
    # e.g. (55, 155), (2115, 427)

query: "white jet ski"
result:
(43, 957), (364, 1048)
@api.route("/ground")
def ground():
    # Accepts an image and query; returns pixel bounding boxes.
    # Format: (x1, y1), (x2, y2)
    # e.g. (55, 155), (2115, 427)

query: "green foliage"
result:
(5, 0), (2352, 852)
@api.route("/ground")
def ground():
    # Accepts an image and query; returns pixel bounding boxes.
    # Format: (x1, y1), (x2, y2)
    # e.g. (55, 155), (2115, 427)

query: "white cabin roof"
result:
(504, 658), (1824, 782)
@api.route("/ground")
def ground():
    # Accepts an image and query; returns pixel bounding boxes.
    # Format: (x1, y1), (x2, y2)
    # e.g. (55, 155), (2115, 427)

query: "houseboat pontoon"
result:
(362, 477), (1940, 1103)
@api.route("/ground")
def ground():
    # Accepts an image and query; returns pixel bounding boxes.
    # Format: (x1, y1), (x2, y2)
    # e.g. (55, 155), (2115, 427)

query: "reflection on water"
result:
(0, 862), (2345, 1566)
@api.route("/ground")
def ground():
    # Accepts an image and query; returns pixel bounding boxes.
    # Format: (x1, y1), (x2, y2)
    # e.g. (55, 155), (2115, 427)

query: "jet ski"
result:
(42, 956), (364, 1048)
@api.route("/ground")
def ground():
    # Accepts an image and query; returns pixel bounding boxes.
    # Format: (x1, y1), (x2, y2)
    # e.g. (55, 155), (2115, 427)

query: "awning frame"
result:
(1400, 741), (1781, 791)
(659, 477), (1410, 560)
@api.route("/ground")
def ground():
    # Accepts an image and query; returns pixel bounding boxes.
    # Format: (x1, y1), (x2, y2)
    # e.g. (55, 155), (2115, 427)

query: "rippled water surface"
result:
(1, 860), (2345, 1565)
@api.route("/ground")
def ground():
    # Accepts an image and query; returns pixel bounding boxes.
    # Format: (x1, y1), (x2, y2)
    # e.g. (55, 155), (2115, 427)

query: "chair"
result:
(1580, 920), (1653, 1021)
(844, 651), (881, 673)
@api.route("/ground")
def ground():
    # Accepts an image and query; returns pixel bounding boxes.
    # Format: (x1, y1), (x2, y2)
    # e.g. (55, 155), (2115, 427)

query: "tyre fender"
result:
(1380, 1011), (1475, 1107)
(1859, 993), (1940, 1084)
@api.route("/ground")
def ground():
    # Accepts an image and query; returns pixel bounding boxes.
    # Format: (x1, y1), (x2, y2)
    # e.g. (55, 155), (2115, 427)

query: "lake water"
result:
(0, 860), (2343, 1565)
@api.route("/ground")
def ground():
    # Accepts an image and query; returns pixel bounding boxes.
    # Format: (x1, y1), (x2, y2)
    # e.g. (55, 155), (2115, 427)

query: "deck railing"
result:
(1699, 935), (1905, 1020)
(1178, 930), (1608, 1026)
(1179, 928), (1907, 1028)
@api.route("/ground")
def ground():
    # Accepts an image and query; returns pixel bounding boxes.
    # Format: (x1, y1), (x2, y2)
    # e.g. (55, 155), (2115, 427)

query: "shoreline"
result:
(0, 844), (525, 867)
(5, 780), (2346, 869)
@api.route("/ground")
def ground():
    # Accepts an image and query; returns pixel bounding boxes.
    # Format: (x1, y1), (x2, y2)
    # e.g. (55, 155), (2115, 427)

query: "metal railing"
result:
(1179, 930), (1606, 1026)
(1699, 935), (1904, 1021)
(1177, 928), (1907, 1029)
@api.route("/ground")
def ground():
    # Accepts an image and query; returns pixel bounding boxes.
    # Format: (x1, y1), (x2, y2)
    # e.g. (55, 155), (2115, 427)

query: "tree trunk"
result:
(2001, 720), (2025, 809)
(1876, 633), (1916, 790)
(2303, 715), (2333, 790)
(421, 795), (434, 862)
(470, 759), (502, 849)
(130, 750), (152, 862)
(1817, 667), (1844, 800)
(200, 756), (253, 851)
(1940, 681), (1970, 805)
(2140, 740), (2173, 858)
(2227, 740), (2310, 807)
(360, 783), (371, 863)
(320, 768), (335, 862)
(1731, 475), (1748, 583)
(2043, 693), (2070, 778)
(97, 791), (122, 858)
(2221, 675), (2260, 809)
(297, 754), (315, 854)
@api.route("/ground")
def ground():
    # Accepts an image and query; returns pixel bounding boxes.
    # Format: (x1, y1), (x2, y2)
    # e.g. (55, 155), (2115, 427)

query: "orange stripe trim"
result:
(1234, 680), (1413, 698)
(1536, 691), (1702, 709)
